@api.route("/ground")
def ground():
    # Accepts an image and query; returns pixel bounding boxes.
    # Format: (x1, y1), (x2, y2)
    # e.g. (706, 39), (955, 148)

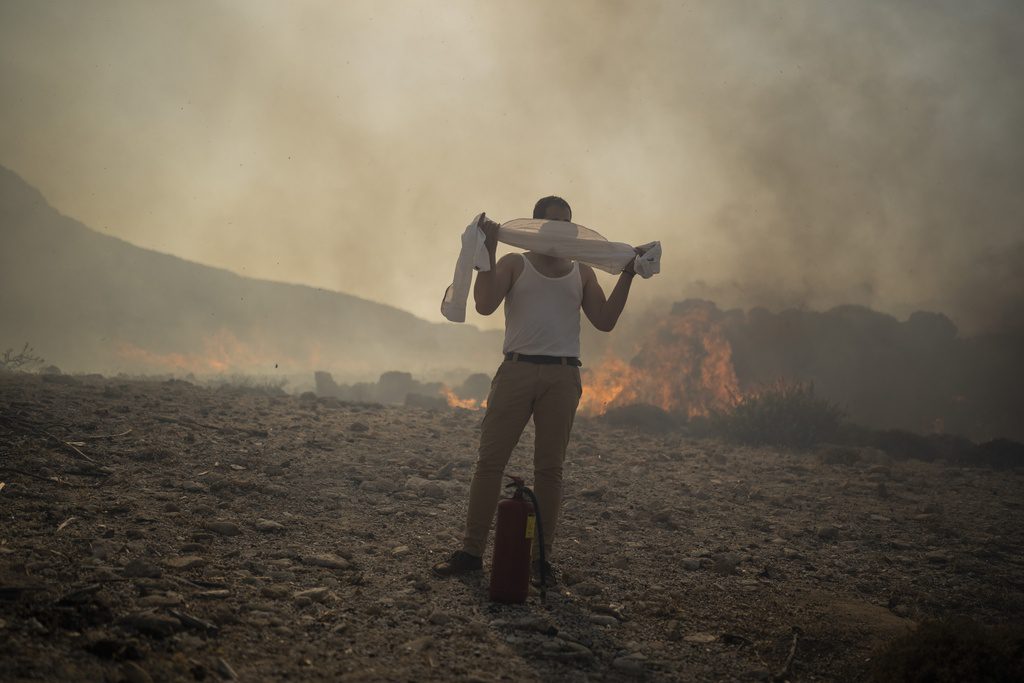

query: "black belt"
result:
(505, 352), (581, 367)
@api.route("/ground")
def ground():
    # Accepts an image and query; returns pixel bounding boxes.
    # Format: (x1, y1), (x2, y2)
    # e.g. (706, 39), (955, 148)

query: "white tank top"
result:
(502, 254), (582, 357)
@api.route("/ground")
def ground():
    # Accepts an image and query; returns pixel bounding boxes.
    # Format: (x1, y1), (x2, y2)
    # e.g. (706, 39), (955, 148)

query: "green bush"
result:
(871, 618), (1023, 682)
(709, 382), (844, 449)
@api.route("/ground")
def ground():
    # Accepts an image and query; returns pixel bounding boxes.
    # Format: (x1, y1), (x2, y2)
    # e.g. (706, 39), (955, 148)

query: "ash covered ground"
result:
(1, 373), (1022, 682)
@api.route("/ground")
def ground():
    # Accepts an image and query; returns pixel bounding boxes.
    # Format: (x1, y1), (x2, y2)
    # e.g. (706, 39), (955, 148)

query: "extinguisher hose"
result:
(520, 486), (547, 600)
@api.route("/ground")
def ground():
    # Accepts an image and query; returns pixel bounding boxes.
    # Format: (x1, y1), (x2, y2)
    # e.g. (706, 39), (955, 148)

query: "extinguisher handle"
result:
(504, 475), (525, 489)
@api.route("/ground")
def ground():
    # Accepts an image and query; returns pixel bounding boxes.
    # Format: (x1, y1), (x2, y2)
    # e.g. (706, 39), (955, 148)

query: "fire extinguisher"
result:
(489, 475), (547, 604)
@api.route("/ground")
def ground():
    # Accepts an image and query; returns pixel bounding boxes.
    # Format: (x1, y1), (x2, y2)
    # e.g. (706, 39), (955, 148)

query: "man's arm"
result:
(581, 263), (635, 332)
(473, 215), (516, 315)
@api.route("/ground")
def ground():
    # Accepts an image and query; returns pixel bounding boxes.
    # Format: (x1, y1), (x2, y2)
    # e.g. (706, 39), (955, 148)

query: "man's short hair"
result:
(533, 196), (572, 220)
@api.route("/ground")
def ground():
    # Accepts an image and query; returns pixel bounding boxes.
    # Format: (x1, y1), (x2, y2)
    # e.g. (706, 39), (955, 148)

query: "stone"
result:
(121, 611), (183, 638)
(255, 519), (286, 533)
(612, 655), (647, 675)
(123, 559), (163, 579)
(348, 421), (370, 432)
(122, 662), (153, 683)
(680, 558), (702, 571)
(391, 545), (410, 557)
(685, 633), (718, 643)
(196, 589), (231, 600)
(204, 521), (242, 536)
(165, 555), (206, 570)
(816, 525), (840, 541)
(215, 658), (238, 681)
(589, 614), (619, 626)
(572, 581), (602, 597)
(712, 552), (741, 575)
(429, 610), (453, 626)
(303, 554), (350, 570)
(294, 587), (330, 603)
(137, 593), (183, 608)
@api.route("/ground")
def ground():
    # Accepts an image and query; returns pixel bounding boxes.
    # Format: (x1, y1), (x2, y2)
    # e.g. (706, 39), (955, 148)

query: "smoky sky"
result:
(1, 1), (1021, 334)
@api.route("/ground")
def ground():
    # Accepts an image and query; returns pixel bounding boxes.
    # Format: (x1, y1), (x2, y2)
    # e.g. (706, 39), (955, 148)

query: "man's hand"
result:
(622, 245), (647, 276)
(478, 213), (500, 245)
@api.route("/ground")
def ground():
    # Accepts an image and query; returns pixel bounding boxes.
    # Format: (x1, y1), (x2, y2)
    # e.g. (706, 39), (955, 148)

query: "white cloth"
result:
(441, 214), (661, 323)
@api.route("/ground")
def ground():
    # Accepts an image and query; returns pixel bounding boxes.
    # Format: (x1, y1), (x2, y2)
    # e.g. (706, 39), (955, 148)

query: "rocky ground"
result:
(1, 372), (1022, 682)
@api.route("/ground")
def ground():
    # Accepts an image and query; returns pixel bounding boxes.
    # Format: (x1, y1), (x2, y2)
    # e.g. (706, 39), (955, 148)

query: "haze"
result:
(1, 1), (1021, 333)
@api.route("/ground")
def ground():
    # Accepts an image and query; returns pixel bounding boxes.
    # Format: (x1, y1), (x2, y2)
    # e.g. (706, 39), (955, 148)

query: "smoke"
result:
(1, 1), (1021, 334)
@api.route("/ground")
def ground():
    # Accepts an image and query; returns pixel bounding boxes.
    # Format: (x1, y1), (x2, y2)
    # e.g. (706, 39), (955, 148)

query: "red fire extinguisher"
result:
(490, 476), (547, 604)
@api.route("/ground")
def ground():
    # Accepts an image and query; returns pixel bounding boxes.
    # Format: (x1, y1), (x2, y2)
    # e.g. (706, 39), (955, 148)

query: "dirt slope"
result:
(1, 373), (1021, 681)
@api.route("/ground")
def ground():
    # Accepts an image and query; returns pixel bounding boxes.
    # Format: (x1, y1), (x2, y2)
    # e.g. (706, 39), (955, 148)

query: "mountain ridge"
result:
(0, 165), (501, 380)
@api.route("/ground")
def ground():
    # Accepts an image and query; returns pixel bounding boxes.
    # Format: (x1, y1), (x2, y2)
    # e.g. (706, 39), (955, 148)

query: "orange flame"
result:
(579, 303), (741, 418)
(443, 386), (486, 410)
(117, 329), (292, 374)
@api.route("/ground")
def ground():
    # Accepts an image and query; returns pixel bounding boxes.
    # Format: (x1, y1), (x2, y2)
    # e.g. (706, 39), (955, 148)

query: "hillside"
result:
(0, 166), (501, 381)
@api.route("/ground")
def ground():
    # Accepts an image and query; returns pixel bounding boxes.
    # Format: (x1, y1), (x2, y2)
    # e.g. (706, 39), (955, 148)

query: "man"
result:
(432, 196), (643, 579)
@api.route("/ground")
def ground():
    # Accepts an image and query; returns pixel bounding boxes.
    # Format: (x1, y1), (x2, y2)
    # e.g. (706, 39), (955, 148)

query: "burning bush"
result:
(710, 382), (845, 448)
(871, 618), (1024, 682)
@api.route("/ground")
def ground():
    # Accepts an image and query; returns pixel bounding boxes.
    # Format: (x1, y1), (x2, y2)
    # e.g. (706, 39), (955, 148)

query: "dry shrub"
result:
(871, 618), (1024, 682)
(1, 343), (45, 372)
(710, 382), (845, 449)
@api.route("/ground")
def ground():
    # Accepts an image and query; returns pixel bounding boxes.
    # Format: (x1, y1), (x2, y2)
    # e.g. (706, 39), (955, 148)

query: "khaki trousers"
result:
(463, 360), (582, 559)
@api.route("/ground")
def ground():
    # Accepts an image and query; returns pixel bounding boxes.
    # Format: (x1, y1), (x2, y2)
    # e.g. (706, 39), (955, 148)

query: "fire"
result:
(578, 302), (741, 418)
(443, 386), (486, 410)
(117, 329), (292, 374)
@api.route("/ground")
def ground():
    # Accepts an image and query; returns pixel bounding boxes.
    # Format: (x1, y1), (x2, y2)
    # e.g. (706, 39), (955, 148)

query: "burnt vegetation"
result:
(0, 343), (45, 372)
(709, 382), (845, 449)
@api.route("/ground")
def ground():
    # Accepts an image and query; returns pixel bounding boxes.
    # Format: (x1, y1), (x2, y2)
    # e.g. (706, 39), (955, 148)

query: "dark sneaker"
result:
(531, 559), (556, 587)
(432, 550), (482, 577)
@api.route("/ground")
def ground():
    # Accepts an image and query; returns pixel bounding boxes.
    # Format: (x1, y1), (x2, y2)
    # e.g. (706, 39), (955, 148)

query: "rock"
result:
(429, 610), (454, 626)
(680, 558), (702, 571)
(391, 545), (410, 557)
(816, 525), (840, 540)
(612, 654), (647, 675)
(561, 569), (584, 586)
(348, 421), (370, 432)
(165, 556), (206, 570)
(204, 521), (242, 536)
(260, 585), (290, 599)
(137, 593), (183, 608)
(925, 550), (950, 563)
(91, 540), (119, 561)
(359, 479), (397, 493)
(215, 657), (238, 680)
(684, 633), (718, 643)
(294, 587), (330, 603)
(589, 614), (619, 626)
(122, 662), (153, 683)
(540, 639), (594, 660)
(611, 557), (629, 569)
(255, 519), (286, 533)
(121, 611), (183, 638)
(401, 636), (434, 653)
(195, 589), (231, 600)
(572, 581), (602, 597)
(303, 554), (350, 570)
(712, 552), (741, 575)
(782, 548), (801, 559)
(123, 559), (163, 579)
(652, 509), (680, 529)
